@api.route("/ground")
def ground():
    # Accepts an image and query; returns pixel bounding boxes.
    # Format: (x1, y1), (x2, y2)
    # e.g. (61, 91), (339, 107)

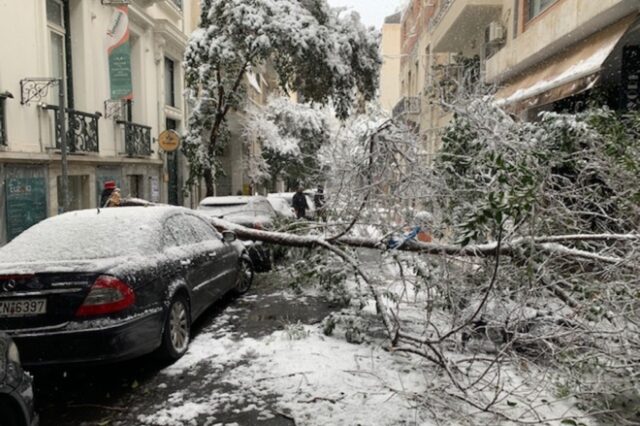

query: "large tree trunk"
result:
(204, 167), (215, 197)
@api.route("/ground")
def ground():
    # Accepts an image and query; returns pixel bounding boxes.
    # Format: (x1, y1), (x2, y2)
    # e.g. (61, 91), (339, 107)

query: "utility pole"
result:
(58, 78), (69, 213)
(19, 77), (70, 213)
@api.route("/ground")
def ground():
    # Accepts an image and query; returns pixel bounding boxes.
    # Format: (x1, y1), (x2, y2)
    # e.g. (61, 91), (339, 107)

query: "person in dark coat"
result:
(292, 186), (309, 219)
(314, 185), (326, 221)
(100, 181), (117, 207)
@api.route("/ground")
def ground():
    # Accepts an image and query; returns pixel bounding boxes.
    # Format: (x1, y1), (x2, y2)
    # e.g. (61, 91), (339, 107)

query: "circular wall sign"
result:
(158, 129), (180, 152)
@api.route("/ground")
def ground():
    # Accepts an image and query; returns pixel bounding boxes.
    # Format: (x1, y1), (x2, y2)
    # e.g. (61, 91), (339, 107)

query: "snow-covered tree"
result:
(243, 96), (332, 191)
(212, 103), (640, 424)
(184, 0), (381, 195)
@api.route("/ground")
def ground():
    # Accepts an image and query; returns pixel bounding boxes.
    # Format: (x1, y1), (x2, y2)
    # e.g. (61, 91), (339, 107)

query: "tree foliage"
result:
(183, 0), (381, 195)
(243, 96), (332, 190)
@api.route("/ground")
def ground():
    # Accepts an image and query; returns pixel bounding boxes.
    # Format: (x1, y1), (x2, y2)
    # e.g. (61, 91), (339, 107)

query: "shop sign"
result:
(106, 6), (132, 100)
(5, 177), (47, 241)
(158, 130), (181, 152)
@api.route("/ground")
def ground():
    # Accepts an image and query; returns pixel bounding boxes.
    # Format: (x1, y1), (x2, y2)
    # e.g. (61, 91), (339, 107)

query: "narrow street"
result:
(32, 273), (337, 426)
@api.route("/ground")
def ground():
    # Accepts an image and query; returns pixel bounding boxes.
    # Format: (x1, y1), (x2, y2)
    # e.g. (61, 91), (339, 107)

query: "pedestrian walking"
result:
(292, 186), (309, 219)
(104, 187), (122, 207)
(100, 181), (117, 207)
(314, 185), (326, 221)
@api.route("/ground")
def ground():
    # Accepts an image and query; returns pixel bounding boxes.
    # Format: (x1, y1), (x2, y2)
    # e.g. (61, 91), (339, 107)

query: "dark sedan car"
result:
(198, 196), (277, 272)
(0, 333), (37, 426)
(0, 206), (253, 366)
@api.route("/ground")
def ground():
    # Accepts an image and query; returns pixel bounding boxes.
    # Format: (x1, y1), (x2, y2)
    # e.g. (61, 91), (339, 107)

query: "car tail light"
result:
(76, 275), (135, 317)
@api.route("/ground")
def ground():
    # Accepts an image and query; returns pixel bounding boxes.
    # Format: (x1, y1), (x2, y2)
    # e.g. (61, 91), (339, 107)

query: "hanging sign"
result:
(106, 5), (133, 100)
(158, 129), (181, 152)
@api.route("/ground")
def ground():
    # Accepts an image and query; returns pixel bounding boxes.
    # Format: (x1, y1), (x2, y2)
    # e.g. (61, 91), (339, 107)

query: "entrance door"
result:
(166, 118), (179, 206)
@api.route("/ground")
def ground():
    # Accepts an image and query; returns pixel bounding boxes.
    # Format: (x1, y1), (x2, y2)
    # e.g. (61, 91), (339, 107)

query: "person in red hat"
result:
(100, 181), (117, 207)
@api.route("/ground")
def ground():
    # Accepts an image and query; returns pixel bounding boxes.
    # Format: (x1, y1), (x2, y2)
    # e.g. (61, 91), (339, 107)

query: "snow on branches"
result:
(243, 96), (332, 190)
(183, 0), (381, 195)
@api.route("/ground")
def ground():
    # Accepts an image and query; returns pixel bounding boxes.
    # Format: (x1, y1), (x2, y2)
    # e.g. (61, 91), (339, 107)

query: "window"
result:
(46, 0), (66, 104)
(164, 215), (199, 247)
(164, 57), (176, 107)
(527, 0), (556, 21)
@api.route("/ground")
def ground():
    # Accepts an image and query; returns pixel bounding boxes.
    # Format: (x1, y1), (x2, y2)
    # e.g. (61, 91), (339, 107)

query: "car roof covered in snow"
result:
(0, 206), (190, 264)
(199, 195), (268, 206)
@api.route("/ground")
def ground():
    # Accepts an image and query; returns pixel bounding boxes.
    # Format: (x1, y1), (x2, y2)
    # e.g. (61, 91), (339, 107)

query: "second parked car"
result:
(198, 196), (277, 271)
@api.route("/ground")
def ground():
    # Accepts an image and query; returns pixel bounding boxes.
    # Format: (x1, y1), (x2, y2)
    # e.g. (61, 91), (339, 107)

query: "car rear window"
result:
(0, 209), (163, 262)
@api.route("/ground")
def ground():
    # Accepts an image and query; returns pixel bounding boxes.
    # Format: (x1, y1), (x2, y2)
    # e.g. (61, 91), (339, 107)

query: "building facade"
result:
(379, 12), (402, 113)
(0, 0), (196, 244)
(392, 0), (640, 157)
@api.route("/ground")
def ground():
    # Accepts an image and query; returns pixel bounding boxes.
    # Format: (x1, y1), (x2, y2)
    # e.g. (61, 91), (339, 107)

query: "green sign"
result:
(107, 6), (132, 100)
(109, 43), (132, 99)
(5, 177), (47, 241)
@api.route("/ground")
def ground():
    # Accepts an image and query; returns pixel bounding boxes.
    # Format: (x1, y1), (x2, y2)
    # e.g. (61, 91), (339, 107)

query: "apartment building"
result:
(393, 0), (640, 156)
(0, 0), (196, 244)
(489, 0), (640, 119)
(379, 12), (402, 113)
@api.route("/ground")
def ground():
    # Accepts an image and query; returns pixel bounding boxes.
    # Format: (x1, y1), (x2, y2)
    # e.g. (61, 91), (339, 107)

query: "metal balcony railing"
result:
(48, 106), (101, 153)
(117, 120), (152, 157)
(392, 97), (421, 118)
(429, 0), (455, 32)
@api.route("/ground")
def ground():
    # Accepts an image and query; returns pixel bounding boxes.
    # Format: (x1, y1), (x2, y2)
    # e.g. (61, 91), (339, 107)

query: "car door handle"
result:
(180, 259), (191, 266)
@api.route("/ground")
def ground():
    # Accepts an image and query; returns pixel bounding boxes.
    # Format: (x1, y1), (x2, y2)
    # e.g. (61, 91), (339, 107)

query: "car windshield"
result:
(0, 208), (163, 263)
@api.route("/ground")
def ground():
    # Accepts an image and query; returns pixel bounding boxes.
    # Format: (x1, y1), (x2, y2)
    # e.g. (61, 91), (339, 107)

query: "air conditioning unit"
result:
(488, 21), (505, 44)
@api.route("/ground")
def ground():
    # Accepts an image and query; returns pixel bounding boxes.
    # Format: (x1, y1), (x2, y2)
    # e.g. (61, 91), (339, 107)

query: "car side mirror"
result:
(222, 231), (236, 243)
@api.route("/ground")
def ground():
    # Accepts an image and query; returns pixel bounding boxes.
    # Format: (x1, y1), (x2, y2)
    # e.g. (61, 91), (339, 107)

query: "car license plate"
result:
(0, 299), (47, 317)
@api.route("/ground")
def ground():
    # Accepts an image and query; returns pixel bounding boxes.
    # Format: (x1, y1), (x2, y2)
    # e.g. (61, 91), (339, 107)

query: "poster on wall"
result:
(106, 5), (133, 100)
(5, 177), (47, 241)
(150, 176), (160, 203)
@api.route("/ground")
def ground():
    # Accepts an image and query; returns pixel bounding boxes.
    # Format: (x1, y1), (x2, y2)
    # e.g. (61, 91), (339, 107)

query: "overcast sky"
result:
(327, 0), (405, 29)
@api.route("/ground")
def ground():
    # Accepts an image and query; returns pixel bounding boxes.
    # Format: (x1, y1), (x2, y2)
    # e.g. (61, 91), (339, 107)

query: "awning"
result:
(495, 14), (637, 113)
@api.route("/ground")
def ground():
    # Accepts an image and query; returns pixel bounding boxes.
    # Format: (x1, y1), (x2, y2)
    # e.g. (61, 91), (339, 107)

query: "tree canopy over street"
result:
(183, 0), (381, 195)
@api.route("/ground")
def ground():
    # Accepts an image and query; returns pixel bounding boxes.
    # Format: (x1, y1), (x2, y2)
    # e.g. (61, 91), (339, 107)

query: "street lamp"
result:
(20, 78), (69, 213)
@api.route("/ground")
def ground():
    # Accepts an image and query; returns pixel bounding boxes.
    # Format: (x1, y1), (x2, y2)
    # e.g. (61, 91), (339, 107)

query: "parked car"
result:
(268, 192), (316, 219)
(0, 206), (253, 366)
(266, 195), (296, 219)
(198, 196), (277, 272)
(0, 333), (37, 426)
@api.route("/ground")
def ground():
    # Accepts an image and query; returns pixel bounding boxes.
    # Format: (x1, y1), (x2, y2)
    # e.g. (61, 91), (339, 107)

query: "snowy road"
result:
(31, 274), (337, 426)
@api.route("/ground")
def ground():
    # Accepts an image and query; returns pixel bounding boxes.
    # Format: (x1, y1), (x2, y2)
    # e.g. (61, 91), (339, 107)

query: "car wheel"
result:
(0, 397), (25, 426)
(158, 294), (191, 361)
(234, 255), (254, 295)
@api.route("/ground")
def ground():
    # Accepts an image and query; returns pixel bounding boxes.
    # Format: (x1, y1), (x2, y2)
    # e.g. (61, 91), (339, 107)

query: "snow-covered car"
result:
(0, 333), (37, 426)
(268, 192), (316, 219)
(197, 196), (277, 272)
(266, 194), (296, 219)
(0, 206), (253, 366)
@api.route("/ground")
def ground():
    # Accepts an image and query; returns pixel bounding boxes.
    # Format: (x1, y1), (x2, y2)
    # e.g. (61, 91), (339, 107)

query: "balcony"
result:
(117, 120), (152, 157)
(47, 106), (101, 154)
(393, 97), (421, 119)
(430, 0), (503, 53)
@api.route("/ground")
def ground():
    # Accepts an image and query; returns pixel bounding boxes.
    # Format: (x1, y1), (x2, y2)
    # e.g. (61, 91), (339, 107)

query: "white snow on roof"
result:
(0, 206), (184, 263)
